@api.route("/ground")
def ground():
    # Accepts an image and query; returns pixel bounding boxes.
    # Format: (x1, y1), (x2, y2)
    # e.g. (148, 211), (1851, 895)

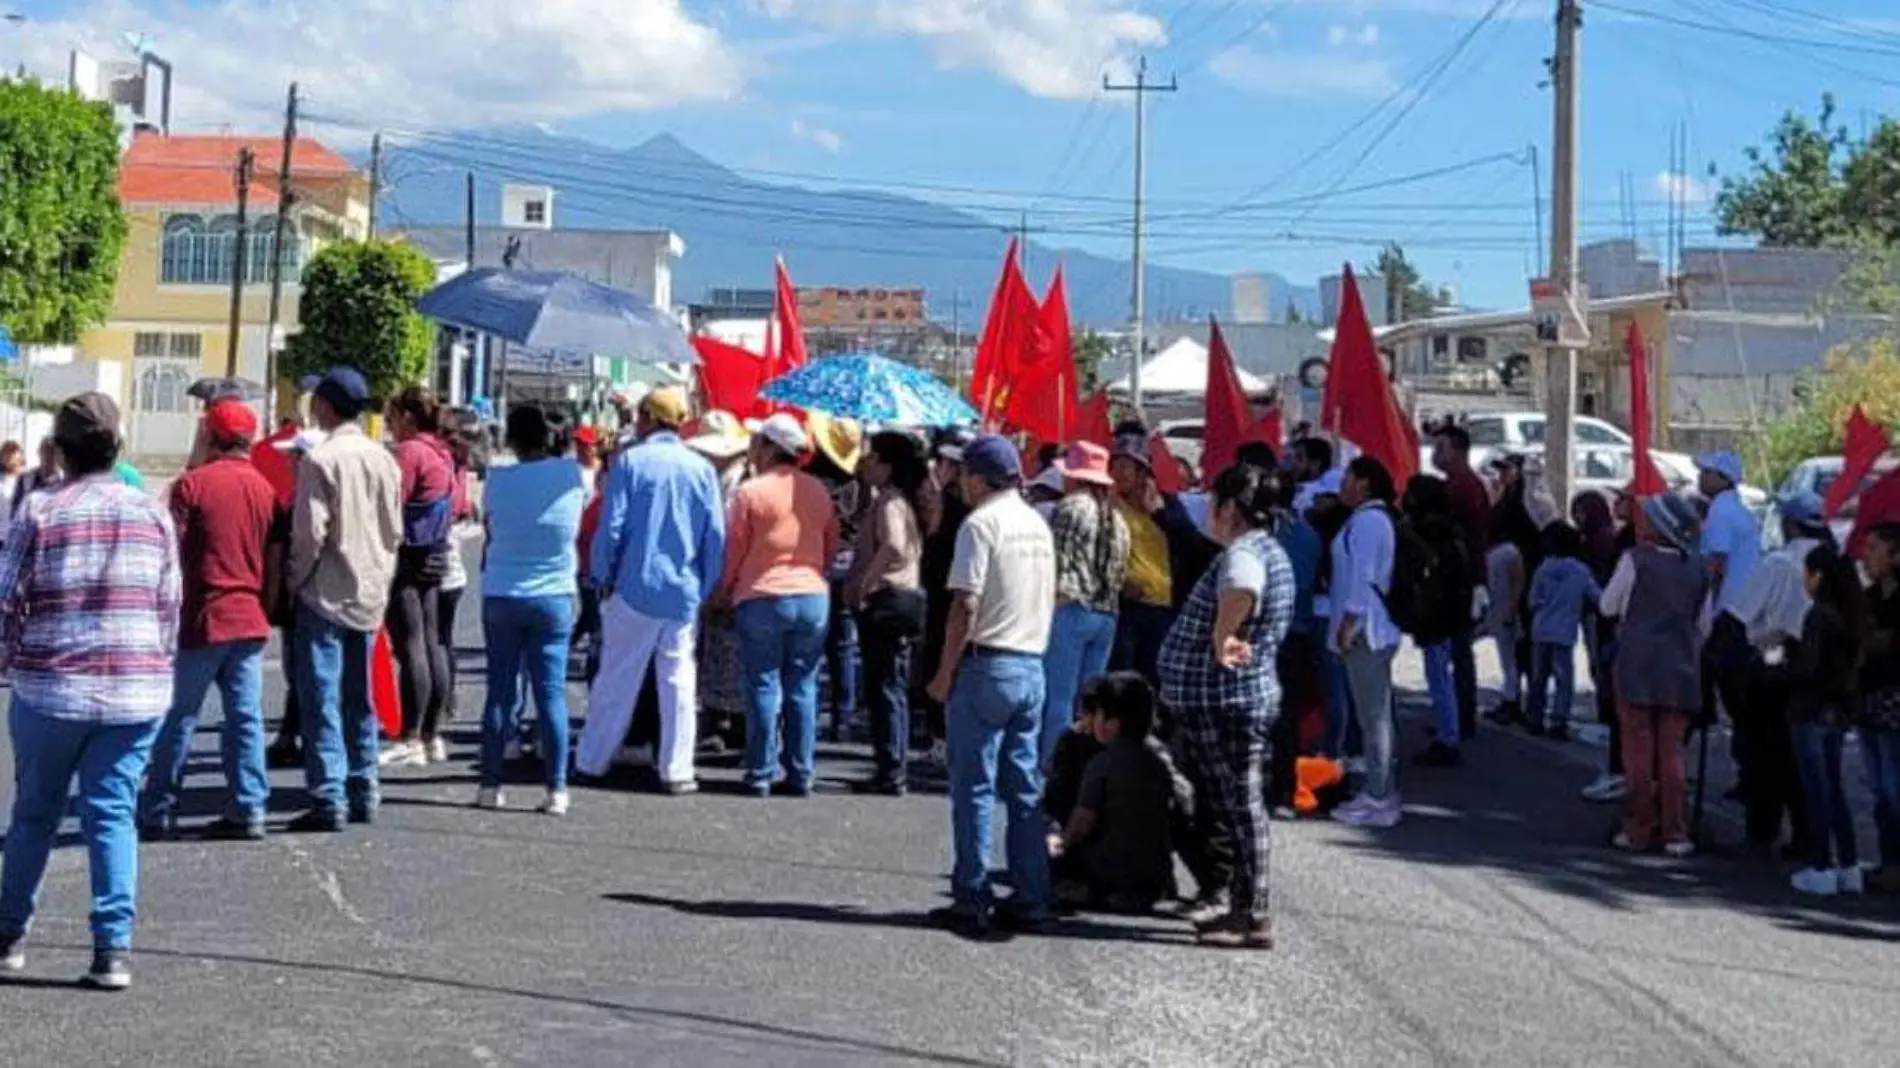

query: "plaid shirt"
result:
(1050, 493), (1129, 615)
(1157, 529), (1295, 712)
(0, 474), (181, 722)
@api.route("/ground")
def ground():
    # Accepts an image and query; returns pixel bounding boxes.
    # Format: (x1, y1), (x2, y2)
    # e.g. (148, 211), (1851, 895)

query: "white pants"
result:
(577, 596), (699, 784)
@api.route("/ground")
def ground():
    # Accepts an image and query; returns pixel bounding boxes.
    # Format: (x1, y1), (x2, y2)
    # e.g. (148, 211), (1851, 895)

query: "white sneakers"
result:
(426, 737), (449, 764)
(1791, 867), (1866, 897)
(476, 788), (568, 816)
(539, 791), (571, 817)
(1331, 793), (1402, 829)
(1581, 774), (1626, 803)
(378, 741), (430, 768)
(476, 787), (506, 810)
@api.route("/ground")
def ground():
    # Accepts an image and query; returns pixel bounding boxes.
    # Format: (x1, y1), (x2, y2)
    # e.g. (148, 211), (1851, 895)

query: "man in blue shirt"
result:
(1696, 449), (1767, 833)
(1698, 451), (1761, 617)
(574, 386), (725, 793)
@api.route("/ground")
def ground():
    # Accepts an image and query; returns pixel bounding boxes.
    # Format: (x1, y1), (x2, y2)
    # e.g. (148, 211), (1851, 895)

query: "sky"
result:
(7, 0), (1900, 312)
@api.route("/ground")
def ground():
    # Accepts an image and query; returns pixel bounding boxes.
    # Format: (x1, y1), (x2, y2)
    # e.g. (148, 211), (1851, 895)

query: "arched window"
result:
(161, 215), (206, 284)
(159, 213), (302, 285)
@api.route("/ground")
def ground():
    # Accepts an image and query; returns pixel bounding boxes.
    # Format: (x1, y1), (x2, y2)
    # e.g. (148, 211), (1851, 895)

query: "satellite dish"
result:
(121, 31), (154, 56)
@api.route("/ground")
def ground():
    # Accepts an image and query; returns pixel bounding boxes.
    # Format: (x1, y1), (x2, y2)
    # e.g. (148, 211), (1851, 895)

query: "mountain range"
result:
(372, 130), (1319, 328)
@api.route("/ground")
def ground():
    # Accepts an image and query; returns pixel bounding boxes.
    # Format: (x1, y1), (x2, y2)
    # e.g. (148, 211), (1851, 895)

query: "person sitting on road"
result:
(1052, 672), (1179, 915)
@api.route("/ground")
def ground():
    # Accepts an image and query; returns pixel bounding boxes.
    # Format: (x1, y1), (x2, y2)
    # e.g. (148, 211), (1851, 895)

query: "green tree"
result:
(1369, 243), (1441, 321)
(283, 239), (437, 399)
(1072, 329), (1113, 390)
(1759, 338), (1900, 487)
(0, 81), (126, 344)
(1714, 94), (1860, 248)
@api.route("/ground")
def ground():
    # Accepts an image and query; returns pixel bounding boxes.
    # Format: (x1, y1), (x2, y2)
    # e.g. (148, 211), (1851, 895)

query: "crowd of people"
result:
(1, 371), (1897, 991)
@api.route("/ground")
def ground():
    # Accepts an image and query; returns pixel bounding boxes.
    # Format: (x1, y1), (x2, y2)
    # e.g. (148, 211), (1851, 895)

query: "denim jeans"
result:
(737, 593), (829, 791)
(1422, 641), (1459, 746)
(0, 701), (161, 950)
(295, 604), (380, 818)
(1528, 641), (1576, 729)
(826, 584), (860, 735)
(1793, 721), (1859, 871)
(481, 596), (576, 792)
(1112, 600), (1175, 687)
(1040, 603), (1117, 767)
(1317, 639), (1355, 759)
(140, 639), (269, 830)
(1862, 728), (1900, 869)
(1343, 641), (1397, 798)
(857, 594), (922, 783)
(947, 650), (1051, 912)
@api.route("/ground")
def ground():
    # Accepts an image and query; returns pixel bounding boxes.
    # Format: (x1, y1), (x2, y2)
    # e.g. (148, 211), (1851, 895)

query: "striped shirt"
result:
(0, 474), (181, 722)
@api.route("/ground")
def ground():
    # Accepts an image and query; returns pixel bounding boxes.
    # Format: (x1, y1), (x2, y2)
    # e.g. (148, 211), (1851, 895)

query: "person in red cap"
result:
(138, 400), (278, 843)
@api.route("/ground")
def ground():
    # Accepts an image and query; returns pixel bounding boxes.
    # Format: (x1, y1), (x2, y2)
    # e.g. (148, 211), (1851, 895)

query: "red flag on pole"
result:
(1079, 389), (1114, 447)
(1827, 405), (1890, 519)
(1202, 317), (1259, 475)
(772, 257), (808, 373)
(692, 335), (769, 417)
(1626, 323), (1669, 495)
(970, 239), (1039, 426)
(1320, 265), (1418, 486)
(1149, 432), (1191, 494)
(1256, 405), (1284, 456)
(1002, 266), (1077, 442)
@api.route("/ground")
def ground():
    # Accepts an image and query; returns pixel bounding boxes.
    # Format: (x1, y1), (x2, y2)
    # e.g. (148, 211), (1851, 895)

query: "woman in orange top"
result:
(716, 414), (839, 797)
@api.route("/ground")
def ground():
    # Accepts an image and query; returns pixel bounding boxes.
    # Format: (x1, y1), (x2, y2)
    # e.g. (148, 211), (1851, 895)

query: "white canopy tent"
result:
(1105, 337), (1271, 397)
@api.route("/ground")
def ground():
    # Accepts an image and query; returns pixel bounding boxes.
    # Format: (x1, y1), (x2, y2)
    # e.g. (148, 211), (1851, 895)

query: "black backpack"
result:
(1350, 505), (1462, 639)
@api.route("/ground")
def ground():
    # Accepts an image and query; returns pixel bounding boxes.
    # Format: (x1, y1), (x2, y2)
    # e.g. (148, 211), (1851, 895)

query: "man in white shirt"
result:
(1329, 456), (1405, 829)
(1722, 488), (1831, 853)
(925, 435), (1056, 934)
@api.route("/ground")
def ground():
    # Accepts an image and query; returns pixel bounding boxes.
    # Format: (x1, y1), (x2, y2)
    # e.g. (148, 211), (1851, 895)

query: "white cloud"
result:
(1210, 45), (1398, 99)
(14, 0), (742, 135)
(1327, 24), (1350, 45)
(790, 118), (844, 152)
(1359, 24), (1381, 45)
(753, 0), (1166, 100)
(1277, 0), (1540, 18)
(1326, 23), (1381, 46)
(1653, 170), (1711, 205)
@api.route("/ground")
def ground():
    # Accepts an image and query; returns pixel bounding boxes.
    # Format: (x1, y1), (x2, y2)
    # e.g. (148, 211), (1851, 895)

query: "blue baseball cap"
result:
(1695, 450), (1744, 486)
(311, 366), (371, 417)
(962, 434), (1022, 484)
(1777, 488), (1828, 531)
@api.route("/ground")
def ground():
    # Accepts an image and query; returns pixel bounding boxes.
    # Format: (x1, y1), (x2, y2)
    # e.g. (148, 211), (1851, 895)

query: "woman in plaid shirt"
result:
(1156, 464), (1296, 950)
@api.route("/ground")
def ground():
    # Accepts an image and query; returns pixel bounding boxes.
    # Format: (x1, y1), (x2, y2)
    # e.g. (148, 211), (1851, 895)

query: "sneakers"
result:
(538, 790), (571, 817)
(1182, 892), (1234, 926)
(285, 809), (346, 834)
(476, 787), (506, 810)
(1581, 774), (1627, 803)
(1195, 913), (1274, 950)
(1791, 868), (1841, 896)
(1331, 794), (1402, 828)
(659, 780), (700, 797)
(378, 741), (427, 768)
(0, 932), (23, 973)
(80, 950), (131, 992)
(425, 737), (449, 764)
(1610, 831), (1639, 852)
(1663, 839), (1696, 858)
(1836, 866), (1865, 896)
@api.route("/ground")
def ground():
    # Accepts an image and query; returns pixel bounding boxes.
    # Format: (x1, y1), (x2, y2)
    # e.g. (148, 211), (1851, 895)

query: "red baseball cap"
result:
(574, 425), (600, 447)
(203, 400), (259, 445)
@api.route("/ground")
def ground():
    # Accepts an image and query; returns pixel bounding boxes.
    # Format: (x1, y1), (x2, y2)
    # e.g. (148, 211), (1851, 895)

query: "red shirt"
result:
(170, 455), (276, 649)
(1444, 464), (1493, 567)
(396, 434), (455, 504)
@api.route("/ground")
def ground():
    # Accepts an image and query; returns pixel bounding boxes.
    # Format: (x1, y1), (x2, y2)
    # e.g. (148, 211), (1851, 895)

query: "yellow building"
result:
(81, 130), (371, 455)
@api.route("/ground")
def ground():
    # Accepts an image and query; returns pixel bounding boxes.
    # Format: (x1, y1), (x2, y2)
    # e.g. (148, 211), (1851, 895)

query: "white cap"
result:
(272, 428), (328, 454)
(756, 413), (808, 456)
(1031, 466), (1066, 495)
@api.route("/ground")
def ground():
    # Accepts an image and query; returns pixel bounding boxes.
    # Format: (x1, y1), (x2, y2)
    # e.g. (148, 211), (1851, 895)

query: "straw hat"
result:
(686, 410), (750, 460)
(808, 411), (864, 475)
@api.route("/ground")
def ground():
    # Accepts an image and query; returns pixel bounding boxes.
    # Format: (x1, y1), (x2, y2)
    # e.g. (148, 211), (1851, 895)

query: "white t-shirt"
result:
(949, 491), (1056, 655)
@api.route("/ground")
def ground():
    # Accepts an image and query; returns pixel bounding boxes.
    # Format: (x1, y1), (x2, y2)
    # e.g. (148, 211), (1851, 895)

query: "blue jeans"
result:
(947, 650), (1050, 912)
(1040, 604), (1117, 767)
(1862, 728), (1900, 868)
(1112, 600), (1174, 685)
(1528, 641), (1576, 730)
(481, 596), (576, 791)
(0, 701), (161, 950)
(826, 584), (860, 735)
(1793, 721), (1859, 871)
(737, 593), (829, 790)
(1317, 639), (1356, 758)
(1423, 641), (1459, 746)
(140, 639), (269, 829)
(295, 604), (380, 818)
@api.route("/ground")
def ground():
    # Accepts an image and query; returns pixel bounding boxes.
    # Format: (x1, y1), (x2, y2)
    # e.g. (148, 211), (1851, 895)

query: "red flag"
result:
(1149, 432), (1191, 494)
(771, 258), (807, 373)
(1003, 266), (1077, 442)
(1625, 323), (1669, 495)
(1828, 405), (1890, 519)
(692, 335), (769, 417)
(1320, 265), (1417, 486)
(970, 239), (1040, 425)
(1850, 466), (1900, 558)
(1256, 406), (1284, 455)
(1079, 389), (1113, 447)
(1202, 318), (1260, 475)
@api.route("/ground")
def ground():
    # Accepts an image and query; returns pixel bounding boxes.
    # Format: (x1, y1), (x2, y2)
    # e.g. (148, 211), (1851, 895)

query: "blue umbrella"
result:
(416, 268), (693, 365)
(760, 352), (977, 428)
(0, 325), (17, 364)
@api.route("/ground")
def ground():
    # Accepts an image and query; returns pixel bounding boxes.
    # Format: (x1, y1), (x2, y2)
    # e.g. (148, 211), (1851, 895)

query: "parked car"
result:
(1762, 455), (1900, 551)
(1155, 418), (1205, 472)
(1505, 443), (1769, 512)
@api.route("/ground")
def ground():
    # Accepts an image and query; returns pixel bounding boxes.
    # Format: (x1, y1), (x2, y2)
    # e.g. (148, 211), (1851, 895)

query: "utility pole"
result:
(263, 82), (298, 417)
(1543, 0), (1583, 508)
(366, 130), (382, 240)
(225, 147), (256, 379)
(1528, 143), (1545, 270)
(946, 286), (972, 390)
(1105, 55), (1176, 415)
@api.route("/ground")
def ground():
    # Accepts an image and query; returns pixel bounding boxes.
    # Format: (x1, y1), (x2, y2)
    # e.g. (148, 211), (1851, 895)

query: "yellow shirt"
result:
(1116, 499), (1173, 607)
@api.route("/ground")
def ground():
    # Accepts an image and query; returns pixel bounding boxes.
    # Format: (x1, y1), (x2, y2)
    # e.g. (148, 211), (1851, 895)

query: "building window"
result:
(160, 213), (301, 286)
(135, 363), (195, 414)
(523, 200), (546, 224)
(133, 331), (203, 361)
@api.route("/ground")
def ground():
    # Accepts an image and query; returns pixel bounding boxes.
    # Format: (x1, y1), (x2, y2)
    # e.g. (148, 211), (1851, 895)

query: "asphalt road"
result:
(1, 582), (1898, 1066)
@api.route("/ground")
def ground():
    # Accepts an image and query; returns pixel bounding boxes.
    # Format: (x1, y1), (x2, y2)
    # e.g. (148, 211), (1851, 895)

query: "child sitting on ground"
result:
(1527, 520), (1602, 742)
(1051, 673), (1182, 914)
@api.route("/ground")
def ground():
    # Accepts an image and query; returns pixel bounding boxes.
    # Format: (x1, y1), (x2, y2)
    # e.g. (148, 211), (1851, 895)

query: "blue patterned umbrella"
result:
(760, 352), (977, 427)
